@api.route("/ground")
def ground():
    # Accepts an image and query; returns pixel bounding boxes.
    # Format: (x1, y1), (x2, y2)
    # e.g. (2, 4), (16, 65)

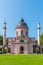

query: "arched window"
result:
(16, 31), (18, 36)
(20, 46), (24, 54)
(33, 45), (37, 53)
(21, 31), (23, 35)
(26, 31), (28, 36)
(20, 40), (24, 42)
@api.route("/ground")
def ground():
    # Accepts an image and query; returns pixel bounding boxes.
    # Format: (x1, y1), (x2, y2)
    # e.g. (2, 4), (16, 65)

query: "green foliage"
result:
(40, 33), (43, 45)
(36, 33), (43, 45)
(36, 40), (38, 45)
(6, 38), (8, 45)
(0, 35), (3, 40)
(0, 35), (8, 45)
(0, 35), (3, 45)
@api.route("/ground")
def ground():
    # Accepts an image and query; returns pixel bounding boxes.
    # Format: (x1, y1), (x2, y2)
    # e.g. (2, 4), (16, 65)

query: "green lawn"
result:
(0, 54), (43, 65)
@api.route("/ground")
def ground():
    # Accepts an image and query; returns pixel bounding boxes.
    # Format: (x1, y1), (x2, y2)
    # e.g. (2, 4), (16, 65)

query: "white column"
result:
(38, 23), (40, 46)
(3, 22), (7, 46)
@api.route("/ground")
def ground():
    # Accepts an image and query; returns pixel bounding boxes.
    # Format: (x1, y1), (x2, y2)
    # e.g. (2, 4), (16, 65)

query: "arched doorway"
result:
(20, 46), (24, 54)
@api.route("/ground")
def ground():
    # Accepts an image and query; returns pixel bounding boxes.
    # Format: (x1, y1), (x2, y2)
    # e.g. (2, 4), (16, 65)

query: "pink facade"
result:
(8, 18), (36, 54)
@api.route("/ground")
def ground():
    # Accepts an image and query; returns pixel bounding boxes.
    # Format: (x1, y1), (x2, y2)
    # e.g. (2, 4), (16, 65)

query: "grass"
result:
(0, 54), (43, 65)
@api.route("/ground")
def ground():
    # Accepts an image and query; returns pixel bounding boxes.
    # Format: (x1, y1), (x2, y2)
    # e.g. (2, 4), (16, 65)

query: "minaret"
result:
(38, 23), (40, 46)
(3, 20), (7, 46)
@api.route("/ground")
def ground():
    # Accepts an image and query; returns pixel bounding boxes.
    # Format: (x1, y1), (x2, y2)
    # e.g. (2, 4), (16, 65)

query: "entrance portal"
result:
(20, 46), (24, 54)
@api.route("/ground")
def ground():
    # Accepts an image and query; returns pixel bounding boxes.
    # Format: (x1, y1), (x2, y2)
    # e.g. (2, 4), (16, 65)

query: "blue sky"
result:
(0, 0), (43, 39)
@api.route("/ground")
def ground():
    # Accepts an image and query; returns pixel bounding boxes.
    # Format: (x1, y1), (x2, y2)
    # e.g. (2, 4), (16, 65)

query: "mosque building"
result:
(0, 18), (43, 54)
(8, 18), (36, 54)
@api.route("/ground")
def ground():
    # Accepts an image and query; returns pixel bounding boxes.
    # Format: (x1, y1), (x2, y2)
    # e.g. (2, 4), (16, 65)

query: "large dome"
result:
(16, 18), (28, 29)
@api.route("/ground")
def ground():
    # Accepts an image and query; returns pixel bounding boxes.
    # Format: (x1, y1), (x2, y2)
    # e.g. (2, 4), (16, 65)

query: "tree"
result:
(0, 35), (8, 45)
(0, 35), (3, 45)
(40, 33), (43, 45)
(36, 40), (38, 45)
(36, 33), (43, 45)
(6, 38), (8, 45)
